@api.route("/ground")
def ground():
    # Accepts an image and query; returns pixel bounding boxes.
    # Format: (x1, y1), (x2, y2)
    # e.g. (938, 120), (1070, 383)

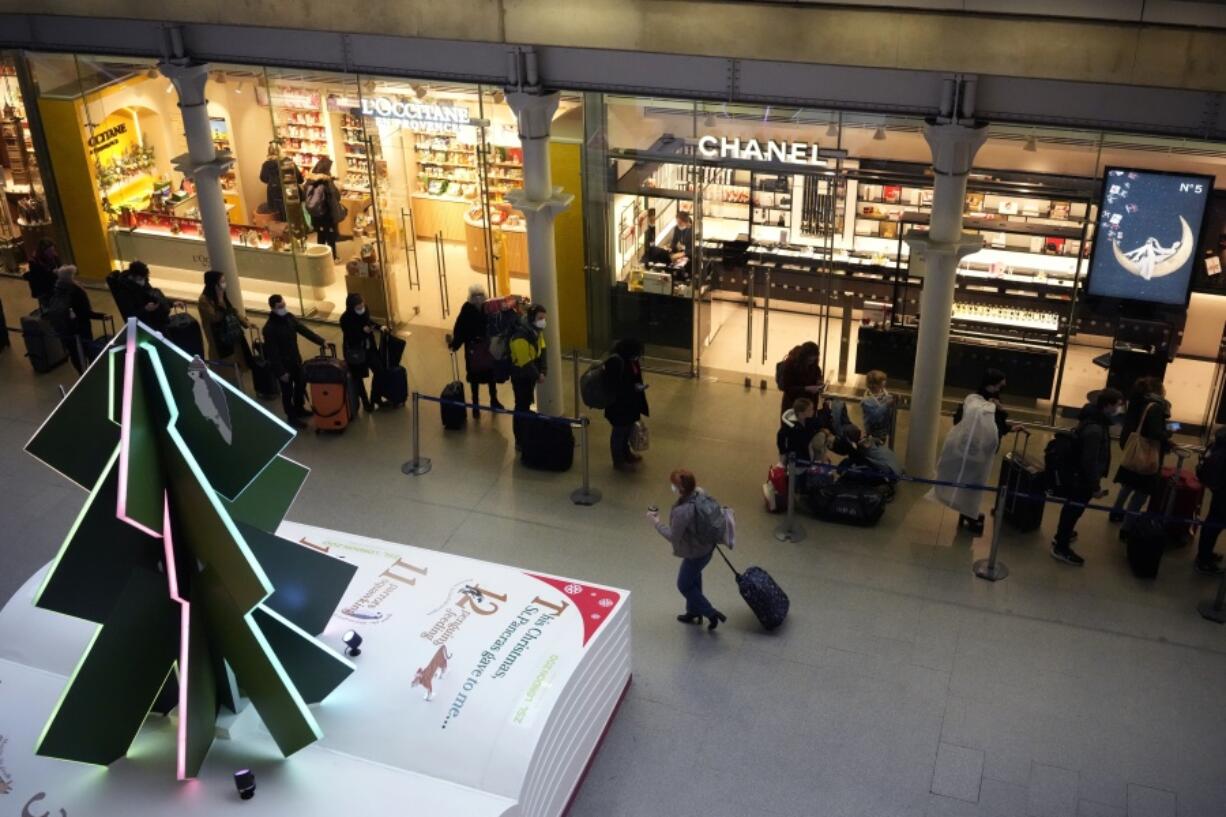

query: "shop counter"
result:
(855, 325), (1058, 399)
(412, 193), (470, 242)
(112, 227), (336, 296)
(610, 284), (694, 354)
(464, 215), (529, 278)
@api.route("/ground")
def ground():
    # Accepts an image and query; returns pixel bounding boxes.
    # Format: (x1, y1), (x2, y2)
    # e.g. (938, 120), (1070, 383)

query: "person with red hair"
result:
(647, 469), (727, 630)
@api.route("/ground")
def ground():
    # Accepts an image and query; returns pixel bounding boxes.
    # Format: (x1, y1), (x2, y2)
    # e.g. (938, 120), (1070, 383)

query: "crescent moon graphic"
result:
(1111, 215), (1195, 279)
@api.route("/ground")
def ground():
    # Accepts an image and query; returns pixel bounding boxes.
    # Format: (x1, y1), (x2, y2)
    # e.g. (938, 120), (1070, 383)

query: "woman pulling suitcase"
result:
(647, 469), (727, 631)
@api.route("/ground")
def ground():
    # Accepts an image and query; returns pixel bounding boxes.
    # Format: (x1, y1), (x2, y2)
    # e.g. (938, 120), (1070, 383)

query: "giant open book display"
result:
(0, 319), (631, 816)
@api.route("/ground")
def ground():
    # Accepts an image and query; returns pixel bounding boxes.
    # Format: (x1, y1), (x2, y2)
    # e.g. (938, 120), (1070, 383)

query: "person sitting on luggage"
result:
(646, 468), (727, 631)
(1194, 427), (1226, 576)
(340, 293), (387, 415)
(198, 270), (251, 388)
(117, 261), (171, 330)
(447, 285), (504, 419)
(1110, 376), (1172, 529)
(46, 265), (106, 374)
(1051, 388), (1124, 567)
(24, 238), (60, 306)
(860, 369), (895, 444)
(776, 341), (824, 415)
(262, 294), (326, 429)
(777, 397), (821, 466)
(604, 338), (650, 471)
(509, 304), (548, 449)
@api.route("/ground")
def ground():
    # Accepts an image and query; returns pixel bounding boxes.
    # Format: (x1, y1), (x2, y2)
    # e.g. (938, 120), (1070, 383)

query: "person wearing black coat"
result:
(114, 261), (170, 330)
(776, 341), (824, 414)
(447, 285), (504, 419)
(24, 238), (59, 305)
(262, 293), (327, 427)
(47, 265), (105, 373)
(1110, 376), (1172, 524)
(604, 338), (650, 469)
(340, 292), (385, 414)
(1051, 388), (1124, 566)
(259, 144), (303, 221)
(1194, 427), (1226, 576)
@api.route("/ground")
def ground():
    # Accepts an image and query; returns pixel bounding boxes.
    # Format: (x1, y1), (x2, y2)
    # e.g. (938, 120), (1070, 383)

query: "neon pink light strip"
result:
(116, 319), (161, 538)
(162, 494), (191, 781)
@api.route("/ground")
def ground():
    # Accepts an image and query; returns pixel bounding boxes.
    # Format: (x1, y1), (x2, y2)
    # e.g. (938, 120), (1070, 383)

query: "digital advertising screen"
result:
(1087, 167), (1213, 306)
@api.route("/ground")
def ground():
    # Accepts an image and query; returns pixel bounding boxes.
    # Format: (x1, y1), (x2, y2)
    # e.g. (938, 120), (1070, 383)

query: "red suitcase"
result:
(1147, 465), (1203, 544)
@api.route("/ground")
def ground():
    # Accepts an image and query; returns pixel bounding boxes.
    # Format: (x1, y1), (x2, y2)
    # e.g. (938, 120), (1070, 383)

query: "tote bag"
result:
(1120, 403), (1160, 476)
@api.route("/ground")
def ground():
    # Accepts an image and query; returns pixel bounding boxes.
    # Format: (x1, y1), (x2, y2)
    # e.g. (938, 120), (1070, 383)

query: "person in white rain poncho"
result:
(931, 393), (1002, 532)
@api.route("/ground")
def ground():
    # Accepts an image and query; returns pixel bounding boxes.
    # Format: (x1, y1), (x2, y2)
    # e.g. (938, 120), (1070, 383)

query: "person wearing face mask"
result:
(1050, 388), (1124, 566)
(647, 469), (727, 630)
(116, 261), (171, 330)
(604, 338), (650, 470)
(447, 285), (504, 419)
(262, 293), (327, 428)
(509, 304), (548, 448)
(953, 368), (1017, 439)
(198, 270), (251, 385)
(340, 292), (385, 414)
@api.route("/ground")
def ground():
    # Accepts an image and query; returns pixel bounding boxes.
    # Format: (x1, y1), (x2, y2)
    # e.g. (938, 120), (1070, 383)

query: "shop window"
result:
(0, 53), (58, 276)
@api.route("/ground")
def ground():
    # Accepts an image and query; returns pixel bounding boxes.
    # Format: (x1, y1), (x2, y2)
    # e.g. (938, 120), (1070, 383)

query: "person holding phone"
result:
(604, 338), (650, 470)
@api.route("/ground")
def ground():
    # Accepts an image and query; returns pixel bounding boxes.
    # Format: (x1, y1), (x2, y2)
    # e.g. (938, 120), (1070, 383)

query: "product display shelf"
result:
(273, 92), (334, 175)
(339, 115), (370, 195)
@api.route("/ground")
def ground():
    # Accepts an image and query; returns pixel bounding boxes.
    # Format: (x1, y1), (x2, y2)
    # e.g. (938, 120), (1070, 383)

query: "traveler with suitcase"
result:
(198, 270), (250, 387)
(1110, 377), (1171, 529)
(604, 338), (650, 471)
(646, 469), (728, 631)
(933, 392), (1004, 535)
(1049, 388), (1124, 566)
(447, 285), (505, 419)
(509, 304), (548, 449)
(340, 293), (387, 414)
(44, 265), (106, 374)
(1194, 428), (1226, 576)
(111, 261), (171, 330)
(262, 294), (327, 428)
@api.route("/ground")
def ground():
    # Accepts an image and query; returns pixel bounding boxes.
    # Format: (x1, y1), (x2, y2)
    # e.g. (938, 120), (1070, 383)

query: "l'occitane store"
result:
(27, 52), (586, 337)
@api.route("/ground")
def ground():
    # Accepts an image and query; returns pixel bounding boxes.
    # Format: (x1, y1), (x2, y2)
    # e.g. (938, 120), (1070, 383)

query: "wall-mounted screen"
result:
(1086, 167), (1213, 306)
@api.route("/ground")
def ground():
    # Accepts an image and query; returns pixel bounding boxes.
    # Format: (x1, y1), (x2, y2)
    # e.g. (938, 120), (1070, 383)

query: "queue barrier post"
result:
(569, 416), (602, 507)
(571, 349), (581, 420)
(973, 482), (1010, 581)
(1198, 567), (1226, 623)
(774, 453), (807, 543)
(401, 391), (433, 476)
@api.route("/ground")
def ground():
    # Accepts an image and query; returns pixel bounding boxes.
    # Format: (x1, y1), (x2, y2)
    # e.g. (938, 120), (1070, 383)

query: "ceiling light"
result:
(704, 112), (715, 128)
(873, 126), (886, 141)
(234, 82), (244, 95)
(1023, 135), (1038, 152)
(415, 84), (428, 99)
(145, 67), (158, 80)
(214, 71), (226, 85)
(826, 119), (838, 137)
(165, 82), (174, 94)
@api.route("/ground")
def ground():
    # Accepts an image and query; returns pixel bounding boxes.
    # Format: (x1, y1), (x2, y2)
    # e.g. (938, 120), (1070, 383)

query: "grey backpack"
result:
(690, 492), (727, 548)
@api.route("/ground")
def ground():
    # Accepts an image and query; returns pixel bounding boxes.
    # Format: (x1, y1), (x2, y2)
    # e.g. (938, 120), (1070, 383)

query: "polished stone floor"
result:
(1, 274), (1224, 817)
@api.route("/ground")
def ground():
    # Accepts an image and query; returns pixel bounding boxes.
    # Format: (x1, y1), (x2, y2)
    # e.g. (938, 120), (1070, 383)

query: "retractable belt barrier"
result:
(777, 450), (1226, 624)
(402, 391), (601, 507)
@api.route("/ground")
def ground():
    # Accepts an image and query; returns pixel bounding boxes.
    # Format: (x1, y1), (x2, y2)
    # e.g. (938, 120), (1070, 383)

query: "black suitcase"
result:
(1000, 429), (1045, 532)
(714, 545), (788, 631)
(810, 480), (887, 527)
(441, 351), (467, 430)
(1126, 517), (1167, 578)
(520, 415), (574, 471)
(378, 365), (409, 407)
(164, 304), (204, 358)
(20, 309), (68, 373)
(248, 328), (279, 399)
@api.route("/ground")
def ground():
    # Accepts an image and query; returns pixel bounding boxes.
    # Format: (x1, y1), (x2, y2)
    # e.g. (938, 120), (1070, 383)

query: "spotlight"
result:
(873, 126), (886, 141)
(145, 66), (158, 80)
(215, 71), (227, 85)
(704, 112), (715, 128)
(341, 630), (363, 657)
(165, 82), (175, 94)
(825, 119), (838, 137)
(1023, 134), (1038, 152)
(234, 769), (256, 800)
(414, 84), (429, 99)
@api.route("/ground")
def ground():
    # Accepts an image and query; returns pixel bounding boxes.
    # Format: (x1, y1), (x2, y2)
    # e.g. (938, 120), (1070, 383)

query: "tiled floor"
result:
(2, 273), (1225, 816)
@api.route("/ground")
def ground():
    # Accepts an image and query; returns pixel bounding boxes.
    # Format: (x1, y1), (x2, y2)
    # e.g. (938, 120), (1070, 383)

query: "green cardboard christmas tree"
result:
(24, 318), (358, 779)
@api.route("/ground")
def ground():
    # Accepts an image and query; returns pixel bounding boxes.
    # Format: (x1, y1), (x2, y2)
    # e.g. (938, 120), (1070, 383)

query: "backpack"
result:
(1043, 428), (1080, 493)
(486, 308), (518, 361)
(689, 492), (727, 548)
(774, 345), (801, 390)
(304, 181), (329, 219)
(580, 360), (613, 409)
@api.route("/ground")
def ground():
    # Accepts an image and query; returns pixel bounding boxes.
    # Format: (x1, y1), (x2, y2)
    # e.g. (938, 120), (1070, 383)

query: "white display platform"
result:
(0, 523), (632, 816)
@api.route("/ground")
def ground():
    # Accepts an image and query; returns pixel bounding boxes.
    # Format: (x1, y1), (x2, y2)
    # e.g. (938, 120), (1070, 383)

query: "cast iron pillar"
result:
(160, 59), (246, 318)
(903, 119), (988, 477)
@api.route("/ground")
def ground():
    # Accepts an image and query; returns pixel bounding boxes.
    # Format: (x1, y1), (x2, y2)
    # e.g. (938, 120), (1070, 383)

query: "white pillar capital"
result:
(158, 61), (210, 108)
(506, 187), (573, 221)
(171, 152), (235, 181)
(922, 120), (989, 177)
(505, 91), (560, 141)
(904, 231), (983, 261)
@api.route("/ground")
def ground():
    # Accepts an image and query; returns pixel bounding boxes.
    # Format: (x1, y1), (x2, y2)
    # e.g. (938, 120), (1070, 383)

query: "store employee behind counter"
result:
(669, 211), (694, 279)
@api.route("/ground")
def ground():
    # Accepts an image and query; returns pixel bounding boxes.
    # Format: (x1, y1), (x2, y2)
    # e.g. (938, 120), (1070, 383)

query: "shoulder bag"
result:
(1120, 402), (1160, 476)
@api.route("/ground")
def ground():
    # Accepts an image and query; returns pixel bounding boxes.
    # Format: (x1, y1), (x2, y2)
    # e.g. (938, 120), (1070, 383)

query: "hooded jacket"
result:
(509, 317), (546, 382)
(603, 340), (649, 427)
(776, 408), (820, 463)
(1072, 402), (1113, 491)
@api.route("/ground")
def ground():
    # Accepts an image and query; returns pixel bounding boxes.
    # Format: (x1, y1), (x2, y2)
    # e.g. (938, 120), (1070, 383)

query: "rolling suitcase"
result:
(1147, 453), (1203, 544)
(714, 545), (788, 631)
(440, 351), (467, 430)
(164, 303), (204, 358)
(305, 344), (354, 433)
(248, 328), (279, 399)
(1000, 428), (1045, 532)
(20, 309), (68, 373)
(520, 415), (574, 471)
(375, 330), (408, 407)
(1125, 451), (1190, 578)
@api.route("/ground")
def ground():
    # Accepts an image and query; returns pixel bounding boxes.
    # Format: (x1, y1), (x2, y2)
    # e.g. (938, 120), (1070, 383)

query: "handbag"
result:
(1120, 403), (1160, 476)
(630, 420), (650, 453)
(343, 341), (367, 369)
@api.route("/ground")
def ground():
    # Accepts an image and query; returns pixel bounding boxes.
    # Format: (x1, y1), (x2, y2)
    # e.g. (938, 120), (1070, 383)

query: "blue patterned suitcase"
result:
(714, 546), (788, 630)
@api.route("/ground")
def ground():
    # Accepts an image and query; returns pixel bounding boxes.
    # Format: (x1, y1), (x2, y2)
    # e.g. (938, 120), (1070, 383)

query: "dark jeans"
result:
(611, 423), (633, 465)
(1112, 484), (1149, 518)
(1054, 484), (1093, 548)
(354, 372), (373, 412)
(278, 363), (307, 419)
(511, 376), (536, 445)
(1198, 491), (1226, 563)
(469, 382), (500, 415)
(316, 224), (338, 259)
(66, 332), (89, 374)
(677, 551), (716, 618)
